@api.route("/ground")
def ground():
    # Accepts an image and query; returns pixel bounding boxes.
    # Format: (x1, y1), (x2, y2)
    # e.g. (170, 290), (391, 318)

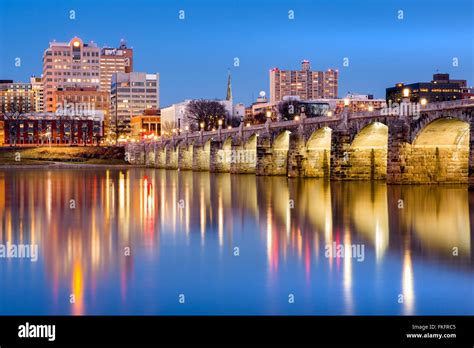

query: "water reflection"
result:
(0, 169), (472, 315)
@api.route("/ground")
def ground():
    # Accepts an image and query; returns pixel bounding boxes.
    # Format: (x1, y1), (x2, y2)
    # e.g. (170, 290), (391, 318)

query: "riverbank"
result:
(0, 146), (128, 166)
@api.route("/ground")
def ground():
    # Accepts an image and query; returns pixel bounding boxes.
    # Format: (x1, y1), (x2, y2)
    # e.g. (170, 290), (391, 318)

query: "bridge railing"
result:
(138, 99), (474, 145)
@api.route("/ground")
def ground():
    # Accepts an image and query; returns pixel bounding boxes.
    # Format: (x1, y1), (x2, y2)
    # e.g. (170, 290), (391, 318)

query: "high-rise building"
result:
(110, 72), (159, 139)
(42, 37), (101, 112)
(30, 76), (44, 112)
(0, 80), (36, 114)
(100, 40), (133, 93)
(269, 60), (338, 103)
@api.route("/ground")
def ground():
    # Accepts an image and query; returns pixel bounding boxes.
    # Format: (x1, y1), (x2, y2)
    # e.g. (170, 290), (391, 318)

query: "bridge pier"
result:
(330, 129), (351, 180)
(128, 143), (145, 165)
(145, 143), (155, 167)
(178, 143), (193, 170)
(256, 134), (288, 176)
(192, 142), (210, 171)
(230, 138), (257, 174)
(386, 119), (410, 184)
(209, 140), (230, 173)
(287, 133), (305, 177)
(165, 144), (178, 169)
(155, 145), (166, 168)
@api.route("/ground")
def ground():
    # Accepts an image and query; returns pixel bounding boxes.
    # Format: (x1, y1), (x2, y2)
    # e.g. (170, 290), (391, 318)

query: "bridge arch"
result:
(303, 127), (332, 177)
(407, 118), (469, 183)
(349, 122), (388, 180)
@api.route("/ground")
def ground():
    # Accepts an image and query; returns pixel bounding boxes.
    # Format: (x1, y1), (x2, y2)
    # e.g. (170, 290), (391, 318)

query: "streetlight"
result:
(294, 115), (300, 121)
(266, 110), (272, 118)
(368, 105), (374, 112)
(200, 122), (205, 130)
(218, 119), (223, 126)
(402, 88), (410, 98)
(420, 98), (428, 106)
(343, 98), (350, 107)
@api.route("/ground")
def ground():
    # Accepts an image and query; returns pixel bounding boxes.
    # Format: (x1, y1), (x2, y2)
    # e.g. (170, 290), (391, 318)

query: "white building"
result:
(161, 99), (236, 131)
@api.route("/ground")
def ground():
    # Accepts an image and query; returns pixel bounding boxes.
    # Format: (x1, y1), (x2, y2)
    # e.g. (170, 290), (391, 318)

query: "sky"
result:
(0, 0), (473, 107)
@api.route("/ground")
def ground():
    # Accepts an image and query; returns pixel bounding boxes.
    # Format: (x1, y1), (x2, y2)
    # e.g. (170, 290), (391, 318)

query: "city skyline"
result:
(0, 0), (472, 107)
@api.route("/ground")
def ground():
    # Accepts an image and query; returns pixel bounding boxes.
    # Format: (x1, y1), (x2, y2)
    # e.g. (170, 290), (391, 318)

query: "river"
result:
(0, 168), (472, 315)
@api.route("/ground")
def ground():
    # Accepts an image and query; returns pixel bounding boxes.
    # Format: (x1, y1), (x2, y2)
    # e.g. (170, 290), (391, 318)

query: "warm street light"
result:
(327, 111), (333, 117)
(266, 111), (271, 118)
(200, 122), (205, 129)
(295, 115), (300, 121)
(403, 88), (410, 98)
(218, 119), (223, 126)
(420, 98), (428, 106)
(227, 126), (232, 129)
(246, 123), (250, 127)
(343, 98), (350, 106)
(185, 125), (189, 131)
(368, 105), (374, 112)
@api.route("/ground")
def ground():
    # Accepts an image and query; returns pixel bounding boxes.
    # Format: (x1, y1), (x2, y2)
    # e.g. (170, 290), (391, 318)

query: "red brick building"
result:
(1, 112), (104, 146)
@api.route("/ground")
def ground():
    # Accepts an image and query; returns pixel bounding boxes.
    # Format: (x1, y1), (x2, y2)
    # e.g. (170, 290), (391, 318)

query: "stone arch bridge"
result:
(126, 99), (474, 185)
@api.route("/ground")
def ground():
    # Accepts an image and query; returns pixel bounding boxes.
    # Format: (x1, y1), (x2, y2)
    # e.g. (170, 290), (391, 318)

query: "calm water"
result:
(0, 168), (472, 315)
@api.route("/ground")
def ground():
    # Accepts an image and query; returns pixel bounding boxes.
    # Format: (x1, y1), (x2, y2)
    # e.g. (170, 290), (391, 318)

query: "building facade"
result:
(52, 87), (109, 121)
(30, 76), (44, 112)
(100, 41), (133, 93)
(161, 99), (234, 132)
(1, 112), (104, 146)
(0, 80), (36, 114)
(42, 37), (101, 112)
(110, 72), (159, 139)
(386, 73), (467, 103)
(130, 109), (161, 140)
(269, 60), (338, 103)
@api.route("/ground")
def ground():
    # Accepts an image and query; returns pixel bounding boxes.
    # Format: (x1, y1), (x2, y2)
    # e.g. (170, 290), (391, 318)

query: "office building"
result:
(110, 72), (159, 138)
(269, 60), (338, 103)
(100, 40), (133, 93)
(30, 76), (44, 112)
(42, 37), (101, 112)
(0, 80), (36, 114)
(386, 73), (467, 103)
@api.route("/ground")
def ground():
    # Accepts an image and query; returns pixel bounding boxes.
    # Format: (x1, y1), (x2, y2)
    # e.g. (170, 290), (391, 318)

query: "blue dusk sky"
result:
(0, 0), (473, 106)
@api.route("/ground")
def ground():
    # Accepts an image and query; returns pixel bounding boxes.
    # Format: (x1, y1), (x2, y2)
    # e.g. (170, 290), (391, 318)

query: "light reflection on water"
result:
(0, 168), (472, 315)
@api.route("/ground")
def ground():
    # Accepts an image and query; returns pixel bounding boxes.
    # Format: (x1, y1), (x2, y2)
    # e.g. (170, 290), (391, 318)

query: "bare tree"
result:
(3, 104), (23, 147)
(186, 100), (229, 131)
(277, 100), (301, 121)
(161, 120), (178, 137)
